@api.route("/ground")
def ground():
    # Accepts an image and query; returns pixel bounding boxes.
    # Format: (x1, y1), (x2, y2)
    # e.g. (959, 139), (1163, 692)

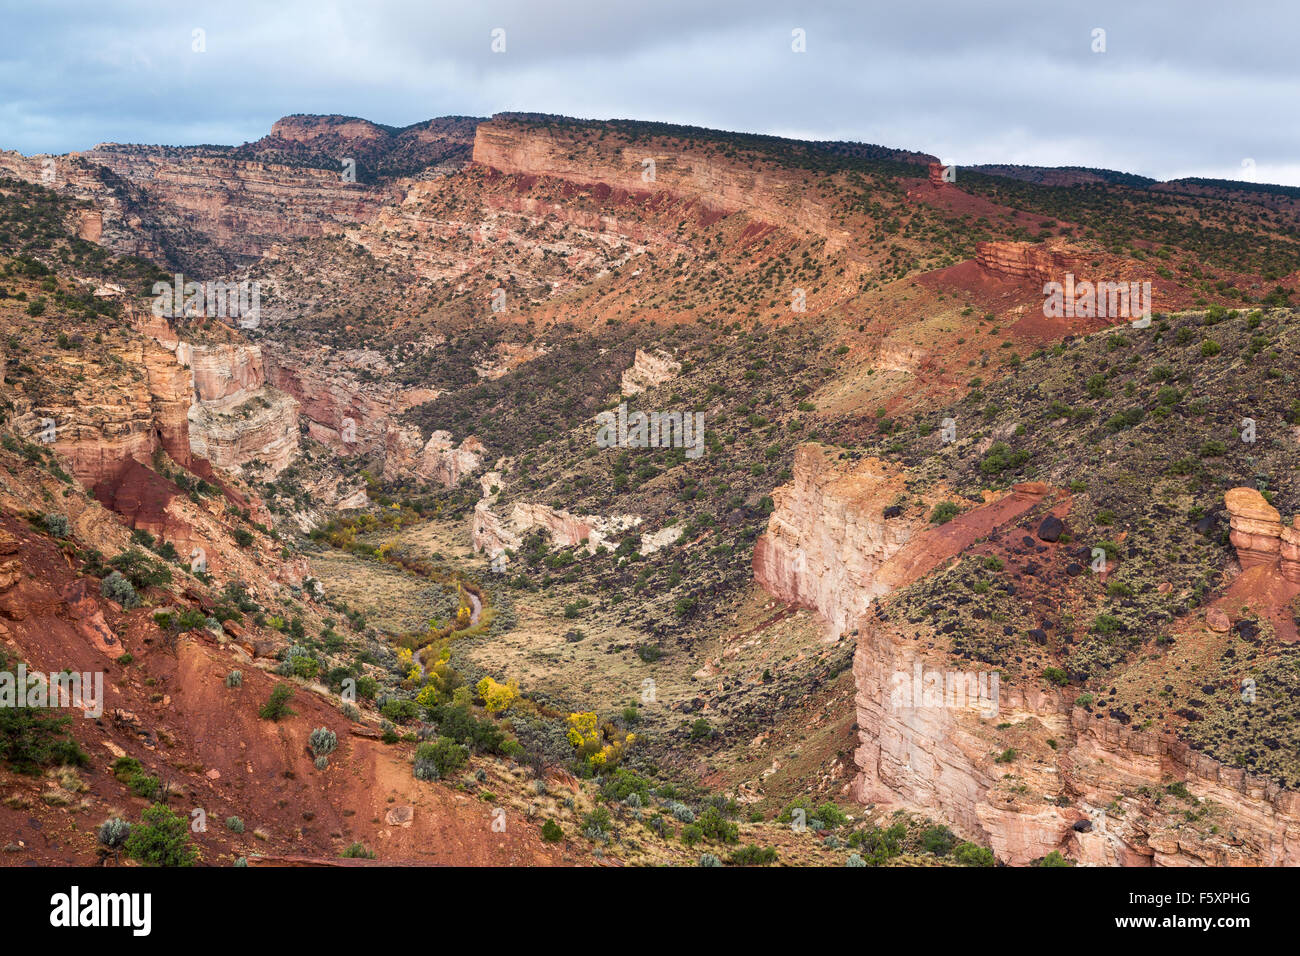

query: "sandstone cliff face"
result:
(131, 311), (301, 474)
(78, 148), (391, 268)
(756, 448), (1300, 865)
(186, 388), (300, 474)
(12, 338), (193, 489)
(975, 239), (1090, 283)
(0, 150), (168, 262)
(262, 345), (448, 467)
(473, 119), (865, 254)
(263, 347), (393, 454)
(849, 521), (1300, 866)
(178, 341), (267, 402)
(752, 445), (918, 637)
(382, 425), (484, 487)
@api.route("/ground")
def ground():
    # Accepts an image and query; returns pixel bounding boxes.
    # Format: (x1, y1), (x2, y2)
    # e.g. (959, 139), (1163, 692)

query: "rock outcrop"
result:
(186, 388), (301, 474)
(471, 499), (671, 561)
(1225, 487), (1286, 570)
(131, 311), (301, 474)
(975, 239), (1089, 284)
(382, 425), (484, 487)
(263, 346), (408, 455)
(621, 348), (681, 395)
(756, 456), (1300, 865)
(752, 445), (918, 637)
(76, 147), (391, 269)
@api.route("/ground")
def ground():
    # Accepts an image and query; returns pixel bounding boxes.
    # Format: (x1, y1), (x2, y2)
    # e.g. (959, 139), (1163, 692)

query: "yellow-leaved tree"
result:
(476, 676), (519, 713)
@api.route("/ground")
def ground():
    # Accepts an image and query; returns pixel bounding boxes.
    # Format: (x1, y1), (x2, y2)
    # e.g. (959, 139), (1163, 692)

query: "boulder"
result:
(1036, 515), (1064, 542)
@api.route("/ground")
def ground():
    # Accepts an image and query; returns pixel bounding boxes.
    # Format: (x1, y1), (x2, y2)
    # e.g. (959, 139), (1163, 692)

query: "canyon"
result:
(3, 109), (1299, 870)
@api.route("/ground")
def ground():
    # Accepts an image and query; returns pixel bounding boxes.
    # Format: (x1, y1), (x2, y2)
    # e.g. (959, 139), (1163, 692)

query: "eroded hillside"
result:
(3, 111), (1299, 867)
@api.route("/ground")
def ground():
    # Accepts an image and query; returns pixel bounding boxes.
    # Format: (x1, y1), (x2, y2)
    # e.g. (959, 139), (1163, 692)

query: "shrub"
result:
(42, 513), (69, 538)
(921, 825), (956, 856)
(413, 737), (468, 781)
(600, 768), (652, 806)
(108, 550), (171, 589)
(0, 693), (89, 774)
(309, 727), (337, 758)
(97, 817), (131, 848)
(340, 842), (375, 859)
(225, 670), (243, 688)
(669, 801), (696, 823)
(1042, 667), (1069, 686)
(728, 844), (778, 866)
(979, 442), (1031, 475)
(777, 797), (811, 824)
(695, 806), (739, 844)
(1039, 850), (1072, 866)
(815, 802), (850, 828)
(581, 806), (612, 838)
(846, 853), (867, 867)
(699, 853), (722, 867)
(100, 571), (139, 609)
(258, 683), (295, 721)
(111, 756), (159, 798)
(226, 816), (245, 833)
(124, 803), (198, 867)
(953, 841), (995, 866)
(847, 822), (907, 863)
(430, 702), (507, 753)
(380, 697), (420, 725)
(541, 818), (563, 842)
(929, 501), (961, 524)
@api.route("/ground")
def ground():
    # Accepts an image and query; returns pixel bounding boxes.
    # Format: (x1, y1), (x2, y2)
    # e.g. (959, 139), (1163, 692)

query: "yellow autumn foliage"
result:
(476, 676), (519, 713)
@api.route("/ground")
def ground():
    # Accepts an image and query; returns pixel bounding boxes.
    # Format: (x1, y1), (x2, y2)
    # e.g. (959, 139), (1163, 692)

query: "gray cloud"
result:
(2, 0), (1298, 184)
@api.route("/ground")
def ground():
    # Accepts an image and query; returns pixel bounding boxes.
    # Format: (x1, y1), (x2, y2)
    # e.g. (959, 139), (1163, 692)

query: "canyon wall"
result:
(473, 119), (873, 255)
(11, 337), (193, 490)
(755, 444), (1300, 865)
(0, 150), (168, 262)
(752, 445), (918, 637)
(852, 601), (1300, 865)
(78, 148), (391, 267)
(129, 310), (301, 474)
(263, 347), (393, 454)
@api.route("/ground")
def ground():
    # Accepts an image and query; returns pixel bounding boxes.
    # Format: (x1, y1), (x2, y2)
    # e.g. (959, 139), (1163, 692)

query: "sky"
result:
(2, 0), (1298, 185)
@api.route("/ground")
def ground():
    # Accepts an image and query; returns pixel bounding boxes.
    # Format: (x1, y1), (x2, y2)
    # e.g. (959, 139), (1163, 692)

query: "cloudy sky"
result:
(3, 0), (1298, 185)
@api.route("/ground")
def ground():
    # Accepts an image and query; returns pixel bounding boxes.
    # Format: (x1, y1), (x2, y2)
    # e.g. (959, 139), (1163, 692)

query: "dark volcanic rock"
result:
(1037, 515), (1064, 542)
